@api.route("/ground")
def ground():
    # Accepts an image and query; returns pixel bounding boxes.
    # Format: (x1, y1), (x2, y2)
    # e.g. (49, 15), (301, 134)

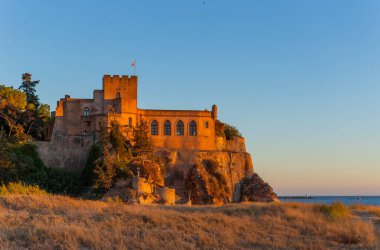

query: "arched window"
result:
(151, 120), (158, 135)
(116, 92), (121, 99)
(176, 120), (184, 136)
(189, 121), (197, 136)
(128, 117), (132, 126)
(204, 121), (209, 129)
(83, 107), (90, 117)
(164, 120), (171, 135)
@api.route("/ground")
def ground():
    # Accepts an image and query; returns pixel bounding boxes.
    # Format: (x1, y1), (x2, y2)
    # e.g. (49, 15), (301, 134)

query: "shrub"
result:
(81, 143), (103, 186)
(8, 143), (48, 186)
(215, 120), (242, 140)
(320, 201), (351, 220)
(215, 120), (225, 137)
(223, 123), (242, 140)
(45, 168), (82, 196)
(1, 143), (81, 196)
(0, 182), (47, 196)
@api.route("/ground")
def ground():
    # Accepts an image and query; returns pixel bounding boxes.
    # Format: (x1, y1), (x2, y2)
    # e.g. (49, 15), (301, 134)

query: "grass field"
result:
(0, 194), (377, 250)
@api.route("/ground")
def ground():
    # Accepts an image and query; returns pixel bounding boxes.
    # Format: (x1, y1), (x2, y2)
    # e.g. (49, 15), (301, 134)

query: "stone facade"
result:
(52, 75), (218, 151)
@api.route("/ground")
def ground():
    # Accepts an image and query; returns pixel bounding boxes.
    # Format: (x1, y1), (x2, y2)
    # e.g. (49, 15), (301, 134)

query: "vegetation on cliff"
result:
(0, 193), (376, 249)
(82, 117), (163, 196)
(186, 160), (231, 205)
(215, 119), (242, 139)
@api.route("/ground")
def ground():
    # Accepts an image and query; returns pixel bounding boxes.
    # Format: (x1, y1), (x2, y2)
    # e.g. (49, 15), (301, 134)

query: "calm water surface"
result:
(279, 196), (380, 206)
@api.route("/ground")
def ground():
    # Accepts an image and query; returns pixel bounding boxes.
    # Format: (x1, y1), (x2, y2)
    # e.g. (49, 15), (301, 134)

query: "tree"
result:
(0, 85), (27, 139)
(109, 121), (130, 159)
(132, 114), (152, 157)
(37, 104), (50, 122)
(93, 148), (116, 190)
(27, 104), (51, 136)
(0, 85), (27, 111)
(0, 132), (16, 182)
(18, 74), (51, 139)
(19, 73), (40, 110)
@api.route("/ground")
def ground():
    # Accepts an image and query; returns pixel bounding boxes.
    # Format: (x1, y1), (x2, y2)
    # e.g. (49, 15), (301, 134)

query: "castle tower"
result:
(102, 75), (138, 125)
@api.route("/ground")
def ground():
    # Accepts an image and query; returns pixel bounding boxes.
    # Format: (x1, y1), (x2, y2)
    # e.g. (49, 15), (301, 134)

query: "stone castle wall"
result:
(34, 135), (95, 172)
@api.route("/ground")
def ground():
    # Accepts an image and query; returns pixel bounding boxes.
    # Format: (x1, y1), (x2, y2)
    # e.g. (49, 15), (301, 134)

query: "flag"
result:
(131, 60), (136, 68)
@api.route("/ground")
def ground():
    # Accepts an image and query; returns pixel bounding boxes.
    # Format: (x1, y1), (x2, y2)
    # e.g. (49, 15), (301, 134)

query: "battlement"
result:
(103, 74), (137, 82)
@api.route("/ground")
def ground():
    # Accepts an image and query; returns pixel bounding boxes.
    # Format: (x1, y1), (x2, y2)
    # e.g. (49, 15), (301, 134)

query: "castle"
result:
(53, 75), (218, 151)
(35, 74), (255, 202)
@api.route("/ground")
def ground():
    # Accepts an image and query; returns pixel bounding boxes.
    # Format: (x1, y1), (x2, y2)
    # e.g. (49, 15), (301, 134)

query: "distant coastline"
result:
(279, 196), (380, 206)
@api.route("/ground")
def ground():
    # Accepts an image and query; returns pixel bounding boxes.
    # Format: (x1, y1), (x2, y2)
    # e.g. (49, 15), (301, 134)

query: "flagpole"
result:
(131, 60), (136, 76)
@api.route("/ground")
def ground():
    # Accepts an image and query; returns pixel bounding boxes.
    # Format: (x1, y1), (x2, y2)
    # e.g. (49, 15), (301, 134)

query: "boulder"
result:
(240, 173), (279, 202)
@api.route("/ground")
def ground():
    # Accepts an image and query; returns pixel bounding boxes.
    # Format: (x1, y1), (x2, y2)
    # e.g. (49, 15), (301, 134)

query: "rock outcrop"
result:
(155, 137), (278, 204)
(185, 160), (231, 205)
(240, 173), (279, 202)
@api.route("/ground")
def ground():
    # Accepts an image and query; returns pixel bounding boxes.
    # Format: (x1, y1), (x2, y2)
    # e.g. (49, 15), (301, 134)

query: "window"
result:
(83, 107), (90, 117)
(128, 117), (132, 126)
(189, 121), (197, 136)
(164, 120), (171, 135)
(151, 120), (158, 135)
(116, 92), (121, 98)
(204, 121), (209, 129)
(176, 120), (184, 136)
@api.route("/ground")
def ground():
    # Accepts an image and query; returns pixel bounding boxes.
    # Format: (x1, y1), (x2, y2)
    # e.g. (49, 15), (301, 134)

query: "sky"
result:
(0, 0), (379, 196)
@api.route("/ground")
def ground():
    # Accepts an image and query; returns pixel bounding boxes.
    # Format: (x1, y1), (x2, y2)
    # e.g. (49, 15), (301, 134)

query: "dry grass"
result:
(351, 204), (380, 218)
(0, 182), (47, 196)
(0, 195), (376, 250)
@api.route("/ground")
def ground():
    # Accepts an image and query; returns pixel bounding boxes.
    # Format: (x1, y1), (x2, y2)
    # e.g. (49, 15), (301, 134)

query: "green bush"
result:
(215, 120), (242, 140)
(81, 143), (103, 186)
(223, 123), (242, 140)
(321, 201), (351, 220)
(1, 143), (82, 196)
(45, 168), (82, 195)
(0, 182), (47, 196)
(7, 143), (48, 186)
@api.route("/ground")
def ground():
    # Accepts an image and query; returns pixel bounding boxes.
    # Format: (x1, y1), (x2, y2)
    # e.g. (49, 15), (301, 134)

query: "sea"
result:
(279, 196), (380, 206)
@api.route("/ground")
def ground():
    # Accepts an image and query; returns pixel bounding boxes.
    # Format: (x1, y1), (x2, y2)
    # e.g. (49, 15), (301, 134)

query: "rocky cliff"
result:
(35, 135), (278, 204)
(154, 136), (278, 204)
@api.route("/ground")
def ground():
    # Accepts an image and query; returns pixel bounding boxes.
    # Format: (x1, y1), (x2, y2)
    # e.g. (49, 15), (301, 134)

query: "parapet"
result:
(103, 74), (137, 82)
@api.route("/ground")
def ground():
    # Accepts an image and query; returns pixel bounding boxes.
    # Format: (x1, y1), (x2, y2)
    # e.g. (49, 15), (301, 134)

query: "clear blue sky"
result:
(1, 0), (379, 195)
